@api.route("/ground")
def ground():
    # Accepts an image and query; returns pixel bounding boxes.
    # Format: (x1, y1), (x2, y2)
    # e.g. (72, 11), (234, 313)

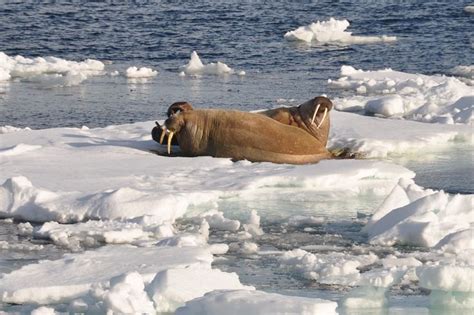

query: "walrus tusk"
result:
(311, 104), (321, 125)
(317, 108), (328, 129)
(167, 131), (174, 155)
(159, 126), (167, 144)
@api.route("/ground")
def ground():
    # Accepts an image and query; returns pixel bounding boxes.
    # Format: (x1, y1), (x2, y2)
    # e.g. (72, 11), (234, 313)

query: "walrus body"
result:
(152, 96), (333, 164)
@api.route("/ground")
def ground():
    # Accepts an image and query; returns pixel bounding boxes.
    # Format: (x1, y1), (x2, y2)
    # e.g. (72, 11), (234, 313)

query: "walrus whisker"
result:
(317, 108), (328, 129)
(159, 126), (167, 144)
(167, 131), (174, 155)
(311, 104), (321, 125)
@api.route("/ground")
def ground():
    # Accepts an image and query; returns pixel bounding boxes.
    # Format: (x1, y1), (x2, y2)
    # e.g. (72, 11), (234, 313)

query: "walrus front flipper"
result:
(152, 121), (179, 145)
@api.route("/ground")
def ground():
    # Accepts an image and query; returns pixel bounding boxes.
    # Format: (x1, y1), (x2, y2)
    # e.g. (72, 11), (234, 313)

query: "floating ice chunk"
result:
(0, 125), (31, 134)
(340, 286), (388, 308)
(330, 65), (474, 124)
(196, 210), (240, 232)
(284, 18), (396, 44)
(147, 268), (253, 313)
(464, 5), (474, 13)
(102, 272), (155, 314)
(175, 289), (338, 315)
(182, 51), (235, 76)
(125, 66), (158, 78)
(287, 215), (325, 227)
(278, 248), (378, 285)
(32, 220), (163, 250)
(0, 245), (213, 304)
(240, 241), (259, 254)
(0, 52), (104, 86)
(31, 306), (56, 315)
(366, 179), (474, 248)
(0, 143), (41, 157)
(243, 210), (264, 237)
(0, 240), (43, 251)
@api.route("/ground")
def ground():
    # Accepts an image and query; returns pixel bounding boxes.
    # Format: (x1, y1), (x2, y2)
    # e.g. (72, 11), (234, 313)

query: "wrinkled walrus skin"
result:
(151, 96), (333, 164)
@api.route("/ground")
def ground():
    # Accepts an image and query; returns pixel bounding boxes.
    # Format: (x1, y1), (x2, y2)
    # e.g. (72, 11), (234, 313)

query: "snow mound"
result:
(176, 290), (338, 315)
(0, 52), (104, 86)
(125, 66), (158, 78)
(365, 178), (474, 248)
(284, 18), (396, 44)
(181, 51), (238, 76)
(329, 65), (474, 124)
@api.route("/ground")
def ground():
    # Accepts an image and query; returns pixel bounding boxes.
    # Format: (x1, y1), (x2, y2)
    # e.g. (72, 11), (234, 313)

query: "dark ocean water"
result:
(0, 1), (473, 128)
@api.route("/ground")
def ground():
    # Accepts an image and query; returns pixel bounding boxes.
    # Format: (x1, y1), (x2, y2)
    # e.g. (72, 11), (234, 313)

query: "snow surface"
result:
(284, 18), (397, 44)
(181, 51), (239, 76)
(329, 65), (474, 124)
(0, 52), (104, 86)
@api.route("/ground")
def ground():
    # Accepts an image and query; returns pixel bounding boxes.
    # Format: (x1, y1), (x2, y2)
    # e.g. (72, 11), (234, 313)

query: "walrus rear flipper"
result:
(152, 121), (179, 145)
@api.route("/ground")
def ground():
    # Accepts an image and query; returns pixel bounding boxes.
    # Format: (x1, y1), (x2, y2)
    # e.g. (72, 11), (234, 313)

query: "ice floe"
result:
(284, 18), (397, 44)
(0, 52), (104, 86)
(464, 5), (474, 13)
(181, 51), (240, 76)
(176, 290), (338, 315)
(0, 245), (213, 304)
(365, 178), (473, 249)
(329, 65), (474, 124)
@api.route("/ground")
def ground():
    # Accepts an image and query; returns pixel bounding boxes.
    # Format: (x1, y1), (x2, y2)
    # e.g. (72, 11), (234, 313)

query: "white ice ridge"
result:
(181, 51), (242, 76)
(365, 178), (474, 250)
(0, 52), (104, 86)
(176, 290), (338, 315)
(329, 65), (474, 124)
(284, 18), (397, 44)
(125, 66), (158, 78)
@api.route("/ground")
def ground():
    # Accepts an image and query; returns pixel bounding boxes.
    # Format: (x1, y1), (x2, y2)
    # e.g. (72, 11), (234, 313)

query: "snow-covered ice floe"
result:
(329, 65), (474, 124)
(0, 52), (104, 86)
(284, 18), (397, 44)
(0, 109), (472, 312)
(449, 65), (474, 85)
(125, 66), (158, 78)
(180, 51), (244, 76)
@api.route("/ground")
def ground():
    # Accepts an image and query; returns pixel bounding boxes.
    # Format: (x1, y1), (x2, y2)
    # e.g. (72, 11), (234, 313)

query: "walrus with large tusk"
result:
(152, 96), (333, 164)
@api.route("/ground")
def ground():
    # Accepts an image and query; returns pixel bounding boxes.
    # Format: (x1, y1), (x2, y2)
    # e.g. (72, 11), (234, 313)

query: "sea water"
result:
(0, 1), (473, 314)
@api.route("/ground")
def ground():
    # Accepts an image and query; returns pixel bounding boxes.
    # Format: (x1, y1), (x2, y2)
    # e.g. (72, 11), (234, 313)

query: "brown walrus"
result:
(151, 96), (333, 164)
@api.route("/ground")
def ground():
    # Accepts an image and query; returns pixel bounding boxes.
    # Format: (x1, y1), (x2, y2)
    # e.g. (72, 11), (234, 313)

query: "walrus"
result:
(151, 96), (333, 164)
